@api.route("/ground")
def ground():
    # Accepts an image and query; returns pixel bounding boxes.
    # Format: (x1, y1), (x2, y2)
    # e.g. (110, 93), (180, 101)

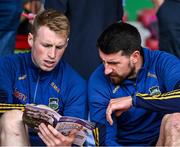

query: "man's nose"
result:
(48, 47), (56, 59)
(104, 64), (113, 75)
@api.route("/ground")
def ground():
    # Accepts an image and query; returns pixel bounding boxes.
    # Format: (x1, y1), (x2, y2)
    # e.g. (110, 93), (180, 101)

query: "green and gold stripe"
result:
(93, 127), (99, 146)
(136, 89), (180, 100)
(0, 103), (25, 114)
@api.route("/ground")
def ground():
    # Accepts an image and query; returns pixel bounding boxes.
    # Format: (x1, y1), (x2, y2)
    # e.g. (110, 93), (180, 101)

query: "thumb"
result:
(69, 125), (83, 138)
(115, 111), (123, 117)
(68, 128), (79, 138)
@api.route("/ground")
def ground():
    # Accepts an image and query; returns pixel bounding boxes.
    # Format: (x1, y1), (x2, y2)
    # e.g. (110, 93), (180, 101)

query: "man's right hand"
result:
(38, 123), (78, 147)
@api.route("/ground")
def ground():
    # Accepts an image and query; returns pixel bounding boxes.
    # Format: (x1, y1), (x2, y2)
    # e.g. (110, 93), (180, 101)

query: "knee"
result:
(163, 113), (180, 131)
(0, 110), (23, 132)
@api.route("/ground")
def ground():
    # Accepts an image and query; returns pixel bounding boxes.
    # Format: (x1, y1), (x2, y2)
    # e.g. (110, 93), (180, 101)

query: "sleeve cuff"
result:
(132, 93), (137, 107)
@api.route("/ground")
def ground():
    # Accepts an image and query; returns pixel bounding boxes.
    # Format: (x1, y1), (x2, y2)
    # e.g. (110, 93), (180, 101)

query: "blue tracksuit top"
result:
(0, 52), (87, 145)
(88, 48), (180, 146)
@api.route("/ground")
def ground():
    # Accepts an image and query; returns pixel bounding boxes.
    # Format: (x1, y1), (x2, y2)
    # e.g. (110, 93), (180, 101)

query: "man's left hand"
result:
(106, 96), (133, 125)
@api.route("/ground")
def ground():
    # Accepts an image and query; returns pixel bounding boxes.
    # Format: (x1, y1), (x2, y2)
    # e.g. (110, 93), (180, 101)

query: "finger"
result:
(69, 128), (79, 137)
(48, 125), (77, 145)
(38, 123), (54, 145)
(48, 125), (59, 134)
(38, 132), (50, 146)
(48, 124), (64, 138)
(48, 125), (69, 142)
(115, 111), (123, 117)
(68, 129), (78, 142)
(44, 124), (61, 141)
(48, 124), (71, 145)
(106, 106), (113, 125)
(65, 129), (79, 144)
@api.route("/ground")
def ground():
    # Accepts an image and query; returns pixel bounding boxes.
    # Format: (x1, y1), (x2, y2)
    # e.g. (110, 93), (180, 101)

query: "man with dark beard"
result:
(88, 22), (180, 146)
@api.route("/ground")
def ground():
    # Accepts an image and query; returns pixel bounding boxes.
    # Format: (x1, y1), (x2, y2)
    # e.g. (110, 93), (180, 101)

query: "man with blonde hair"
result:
(0, 9), (87, 146)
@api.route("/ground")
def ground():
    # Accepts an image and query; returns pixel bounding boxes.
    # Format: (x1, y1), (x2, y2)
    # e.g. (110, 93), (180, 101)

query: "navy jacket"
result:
(0, 52), (87, 145)
(88, 48), (180, 146)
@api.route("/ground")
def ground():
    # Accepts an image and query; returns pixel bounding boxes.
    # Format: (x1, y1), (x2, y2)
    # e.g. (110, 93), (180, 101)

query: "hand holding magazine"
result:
(22, 104), (95, 146)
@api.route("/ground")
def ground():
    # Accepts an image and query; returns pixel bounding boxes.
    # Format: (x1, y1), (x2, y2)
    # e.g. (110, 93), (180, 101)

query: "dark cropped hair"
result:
(96, 22), (142, 56)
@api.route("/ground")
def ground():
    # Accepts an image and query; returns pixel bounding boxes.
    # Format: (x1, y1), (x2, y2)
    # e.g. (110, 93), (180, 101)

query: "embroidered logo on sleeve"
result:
(149, 86), (161, 96)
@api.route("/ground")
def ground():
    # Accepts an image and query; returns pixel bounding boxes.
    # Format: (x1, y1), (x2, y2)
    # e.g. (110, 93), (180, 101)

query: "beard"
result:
(109, 63), (136, 85)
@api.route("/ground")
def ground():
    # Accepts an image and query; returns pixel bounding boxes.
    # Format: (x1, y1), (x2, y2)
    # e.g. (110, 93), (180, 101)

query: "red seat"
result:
(15, 35), (30, 50)
(137, 8), (157, 28)
(146, 37), (159, 50)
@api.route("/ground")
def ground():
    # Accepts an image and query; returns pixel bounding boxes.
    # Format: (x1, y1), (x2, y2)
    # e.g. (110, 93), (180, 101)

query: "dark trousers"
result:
(157, 0), (180, 58)
(0, 0), (23, 56)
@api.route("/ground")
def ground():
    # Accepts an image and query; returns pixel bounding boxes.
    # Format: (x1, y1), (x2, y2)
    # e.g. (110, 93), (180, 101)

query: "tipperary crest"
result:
(48, 97), (59, 110)
(149, 86), (161, 96)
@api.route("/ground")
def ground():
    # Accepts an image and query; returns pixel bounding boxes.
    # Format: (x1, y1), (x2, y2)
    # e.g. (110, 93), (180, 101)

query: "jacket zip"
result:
(33, 71), (40, 103)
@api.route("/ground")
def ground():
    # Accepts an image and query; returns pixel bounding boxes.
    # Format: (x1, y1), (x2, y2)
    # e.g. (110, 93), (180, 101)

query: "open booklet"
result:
(23, 104), (95, 146)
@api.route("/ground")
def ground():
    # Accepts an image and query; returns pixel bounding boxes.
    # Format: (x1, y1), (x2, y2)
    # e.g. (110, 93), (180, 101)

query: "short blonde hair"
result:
(31, 9), (70, 38)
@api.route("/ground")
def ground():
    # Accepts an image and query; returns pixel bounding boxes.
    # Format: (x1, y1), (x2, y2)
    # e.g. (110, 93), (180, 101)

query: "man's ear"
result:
(130, 51), (140, 64)
(63, 38), (69, 49)
(28, 33), (33, 47)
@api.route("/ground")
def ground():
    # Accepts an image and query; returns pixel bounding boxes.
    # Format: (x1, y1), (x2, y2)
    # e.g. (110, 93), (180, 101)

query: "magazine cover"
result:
(23, 104), (95, 146)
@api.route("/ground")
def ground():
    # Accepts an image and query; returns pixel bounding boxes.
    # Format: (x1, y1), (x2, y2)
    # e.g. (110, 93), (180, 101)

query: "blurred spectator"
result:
(0, 0), (23, 56)
(17, 0), (44, 35)
(137, 8), (159, 50)
(44, 0), (124, 79)
(17, 0), (32, 35)
(30, 0), (43, 14)
(152, 0), (180, 58)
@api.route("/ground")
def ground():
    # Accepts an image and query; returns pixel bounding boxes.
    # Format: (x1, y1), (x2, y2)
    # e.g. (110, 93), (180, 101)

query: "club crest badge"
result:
(48, 97), (59, 110)
(149, 86), (161, 96)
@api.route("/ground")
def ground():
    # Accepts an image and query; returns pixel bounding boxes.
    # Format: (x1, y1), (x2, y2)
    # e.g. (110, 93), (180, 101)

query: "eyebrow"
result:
(101, 59), (120, 64)
(56, 42), (67, 47)
(42, 41), (67, 46)
(106, 60), (120, 64)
